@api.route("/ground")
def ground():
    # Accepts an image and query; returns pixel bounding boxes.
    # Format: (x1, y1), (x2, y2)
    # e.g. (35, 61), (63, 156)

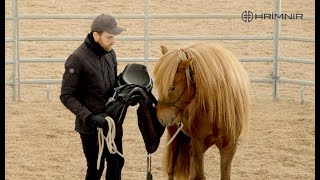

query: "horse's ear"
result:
(180, 58), (195, 82)
(180, 58), (194, 70)
(160, 46), (168, 55)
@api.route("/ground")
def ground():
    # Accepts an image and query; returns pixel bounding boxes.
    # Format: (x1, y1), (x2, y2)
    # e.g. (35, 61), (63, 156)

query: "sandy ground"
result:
(5, 0), (315, 179)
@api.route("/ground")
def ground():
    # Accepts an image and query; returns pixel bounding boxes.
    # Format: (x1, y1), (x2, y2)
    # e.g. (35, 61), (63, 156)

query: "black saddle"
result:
(117, 63), (153, 91)
(105, 63), (164, 154)
(103, 63), (165, 180)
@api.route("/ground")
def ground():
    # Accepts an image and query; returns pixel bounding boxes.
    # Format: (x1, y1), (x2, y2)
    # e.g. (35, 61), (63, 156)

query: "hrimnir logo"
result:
(241, 11), (303, 22)
(242, 11), (254, 22)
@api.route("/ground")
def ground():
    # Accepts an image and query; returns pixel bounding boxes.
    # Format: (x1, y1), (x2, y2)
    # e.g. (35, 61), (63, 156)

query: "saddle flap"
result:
(118, 63), (152, 90)
(137, 100), (165, 154)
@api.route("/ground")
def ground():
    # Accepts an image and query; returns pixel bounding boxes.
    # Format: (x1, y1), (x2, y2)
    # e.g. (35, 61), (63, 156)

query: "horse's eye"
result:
(170, 86), (176, 91)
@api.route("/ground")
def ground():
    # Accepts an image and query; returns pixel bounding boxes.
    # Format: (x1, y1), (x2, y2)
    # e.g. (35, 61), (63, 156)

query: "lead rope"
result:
(166, 122), (184, 146)
(96, 116), (184, 178)
(145, 122), (184, 180)
(97, 116), (124, 170)
(145, 121), (184, 158)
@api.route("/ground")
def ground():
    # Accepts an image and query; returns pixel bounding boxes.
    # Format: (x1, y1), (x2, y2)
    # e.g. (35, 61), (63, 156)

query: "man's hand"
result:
(87, 113), (106, 128)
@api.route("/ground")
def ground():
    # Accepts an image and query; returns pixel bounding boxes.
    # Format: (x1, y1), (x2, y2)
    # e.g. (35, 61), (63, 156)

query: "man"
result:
(60, 14), (125, 180)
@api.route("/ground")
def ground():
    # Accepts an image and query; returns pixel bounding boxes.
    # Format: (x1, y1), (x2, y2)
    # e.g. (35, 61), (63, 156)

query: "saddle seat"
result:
(117, 63), (152, 91)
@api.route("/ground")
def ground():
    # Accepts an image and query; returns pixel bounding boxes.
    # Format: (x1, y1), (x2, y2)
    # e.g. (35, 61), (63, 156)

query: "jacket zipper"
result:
(99, 57), (108, 91)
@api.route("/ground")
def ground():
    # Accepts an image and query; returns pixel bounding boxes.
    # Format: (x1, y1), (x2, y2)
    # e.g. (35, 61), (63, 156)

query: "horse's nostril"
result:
(158, 117), (164, 124)
(158, 117), (168, 126)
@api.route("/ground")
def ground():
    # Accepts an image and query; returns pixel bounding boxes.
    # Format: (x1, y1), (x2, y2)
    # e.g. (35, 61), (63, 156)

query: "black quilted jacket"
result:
(60, 33), (117, 134)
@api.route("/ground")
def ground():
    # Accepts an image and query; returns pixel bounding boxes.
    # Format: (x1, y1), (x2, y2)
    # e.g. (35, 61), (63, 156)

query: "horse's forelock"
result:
(153, 49), (181, 98)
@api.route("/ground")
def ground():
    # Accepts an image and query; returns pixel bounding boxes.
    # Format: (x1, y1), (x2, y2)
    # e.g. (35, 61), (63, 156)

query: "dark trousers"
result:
(80, 130), (124, 180)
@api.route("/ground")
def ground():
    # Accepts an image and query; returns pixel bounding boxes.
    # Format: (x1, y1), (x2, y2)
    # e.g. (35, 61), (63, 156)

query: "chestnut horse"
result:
(153, 43), (250, 180)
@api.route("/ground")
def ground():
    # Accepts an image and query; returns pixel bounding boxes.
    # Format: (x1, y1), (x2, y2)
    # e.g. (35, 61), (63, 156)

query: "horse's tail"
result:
(164, 126), (191, 179)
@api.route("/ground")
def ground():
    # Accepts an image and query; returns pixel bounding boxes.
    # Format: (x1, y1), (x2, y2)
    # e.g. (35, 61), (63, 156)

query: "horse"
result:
(153, 43), (251, 180)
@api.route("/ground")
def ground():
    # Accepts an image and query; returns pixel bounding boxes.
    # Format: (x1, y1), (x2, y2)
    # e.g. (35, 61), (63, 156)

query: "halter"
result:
(157, 84), (187, 114)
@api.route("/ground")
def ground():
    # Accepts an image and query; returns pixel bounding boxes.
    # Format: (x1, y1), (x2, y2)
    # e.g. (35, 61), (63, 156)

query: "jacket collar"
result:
(85, 32), (111, 57)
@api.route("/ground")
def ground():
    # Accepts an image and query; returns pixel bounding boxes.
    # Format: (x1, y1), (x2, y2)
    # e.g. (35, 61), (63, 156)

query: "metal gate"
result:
(5, 0), (315, 102)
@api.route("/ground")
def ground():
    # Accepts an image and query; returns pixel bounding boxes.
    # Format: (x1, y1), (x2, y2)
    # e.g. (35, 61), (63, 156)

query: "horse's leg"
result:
(166, 126), (180, 180)
(167, 144), (177, 180)
(217, 140), (238, 180)
(189, 138), (206, 180)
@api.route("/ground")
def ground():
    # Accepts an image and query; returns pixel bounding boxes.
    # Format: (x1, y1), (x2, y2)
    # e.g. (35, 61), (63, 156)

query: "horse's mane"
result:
(153, 49), (193, 98)
(154, 43), (250, 140)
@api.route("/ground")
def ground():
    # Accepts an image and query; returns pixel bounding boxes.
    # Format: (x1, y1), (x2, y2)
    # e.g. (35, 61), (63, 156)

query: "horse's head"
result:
(153, 46), (196, 126)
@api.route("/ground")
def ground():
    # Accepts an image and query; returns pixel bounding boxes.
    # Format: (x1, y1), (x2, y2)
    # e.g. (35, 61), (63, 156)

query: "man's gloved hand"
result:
(86, 113), (106, 128)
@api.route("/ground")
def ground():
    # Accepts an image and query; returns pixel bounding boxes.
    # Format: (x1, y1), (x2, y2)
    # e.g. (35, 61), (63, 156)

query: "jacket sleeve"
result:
(60, 54), (92, 123)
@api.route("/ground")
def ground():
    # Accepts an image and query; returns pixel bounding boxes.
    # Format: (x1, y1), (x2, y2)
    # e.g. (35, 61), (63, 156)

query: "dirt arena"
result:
(5, 0), (315, 179)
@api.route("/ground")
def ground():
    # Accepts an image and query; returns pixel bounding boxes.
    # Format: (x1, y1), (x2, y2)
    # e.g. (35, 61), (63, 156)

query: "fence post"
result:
(12, 0), (20, 101)
(300, 83), (305, 104)
(144, 0), (150, 68)
(272, 0), (281, 99)
(46, 84), (51, 101)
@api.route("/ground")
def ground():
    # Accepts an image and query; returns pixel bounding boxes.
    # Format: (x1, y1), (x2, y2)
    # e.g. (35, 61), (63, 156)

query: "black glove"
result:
(87, 113), (106, 128)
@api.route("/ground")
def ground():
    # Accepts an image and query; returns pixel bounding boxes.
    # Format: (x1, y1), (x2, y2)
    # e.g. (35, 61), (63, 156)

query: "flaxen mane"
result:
(154, 43), (250, 141)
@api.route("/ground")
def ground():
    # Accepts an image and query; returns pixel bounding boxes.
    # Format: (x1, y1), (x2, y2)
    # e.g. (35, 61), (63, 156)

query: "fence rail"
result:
(6, 35), (275, 41)
(5, 0), (315, 103)
(5, 14), (315, 20)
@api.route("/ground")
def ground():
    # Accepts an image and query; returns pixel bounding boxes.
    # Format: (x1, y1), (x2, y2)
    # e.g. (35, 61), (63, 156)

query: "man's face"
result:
(94, 31), (116, 52)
